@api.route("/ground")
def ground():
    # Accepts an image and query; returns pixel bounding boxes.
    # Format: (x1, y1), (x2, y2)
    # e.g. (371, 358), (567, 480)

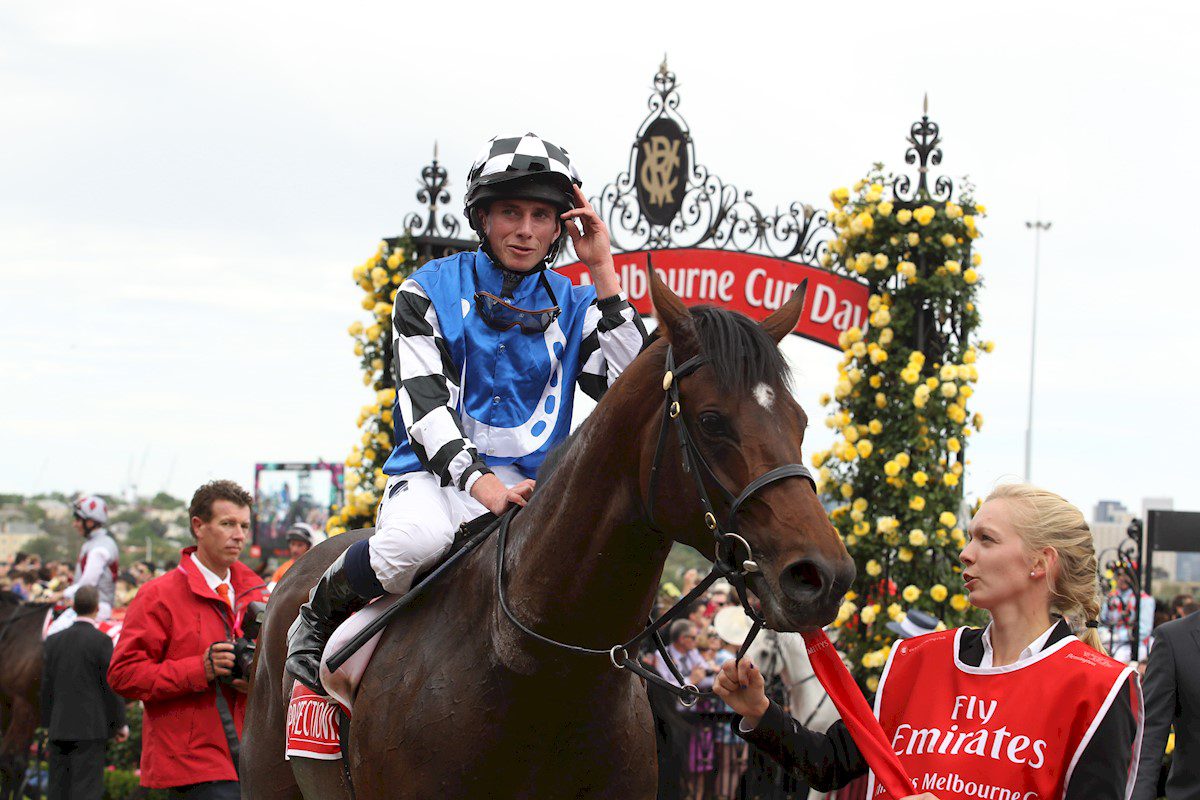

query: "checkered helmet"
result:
(73, 495), (108, 525)
(464, 133), (582, 241)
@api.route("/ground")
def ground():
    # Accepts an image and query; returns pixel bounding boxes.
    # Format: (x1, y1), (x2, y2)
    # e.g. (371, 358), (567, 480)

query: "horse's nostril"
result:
(779, 559), (826, 602)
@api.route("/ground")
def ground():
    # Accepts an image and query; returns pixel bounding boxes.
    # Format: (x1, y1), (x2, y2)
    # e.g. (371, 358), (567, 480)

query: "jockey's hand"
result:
(230, 678), (250, 694)
(561, 185), (620, 298)
(713, 656), (770, 727)
(204, 641), (236, 682)
(471, 473), (536, 517)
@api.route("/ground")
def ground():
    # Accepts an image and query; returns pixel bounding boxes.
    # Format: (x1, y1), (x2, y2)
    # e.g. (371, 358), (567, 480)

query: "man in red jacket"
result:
(108, 480), (267, 800)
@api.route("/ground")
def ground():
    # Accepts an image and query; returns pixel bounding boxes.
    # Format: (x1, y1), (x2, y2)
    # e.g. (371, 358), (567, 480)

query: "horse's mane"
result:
(538, 305), (790, 486)
(652, 305), (792, 394)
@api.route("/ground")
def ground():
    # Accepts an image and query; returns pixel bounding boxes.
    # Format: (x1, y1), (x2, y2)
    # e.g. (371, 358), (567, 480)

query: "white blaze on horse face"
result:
(753, 383), (775, 411)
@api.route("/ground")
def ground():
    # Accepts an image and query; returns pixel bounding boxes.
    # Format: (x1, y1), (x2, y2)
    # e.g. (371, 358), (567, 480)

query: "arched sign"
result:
(635, 117), (689, 226)
(558, 249), (870, 349)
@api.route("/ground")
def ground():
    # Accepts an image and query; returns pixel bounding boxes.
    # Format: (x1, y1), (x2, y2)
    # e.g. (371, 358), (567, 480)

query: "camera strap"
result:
(214, 685), (241, 778)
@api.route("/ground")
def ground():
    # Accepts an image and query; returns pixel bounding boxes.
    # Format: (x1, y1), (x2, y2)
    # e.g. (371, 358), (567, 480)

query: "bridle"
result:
(496, 343), (818, 705)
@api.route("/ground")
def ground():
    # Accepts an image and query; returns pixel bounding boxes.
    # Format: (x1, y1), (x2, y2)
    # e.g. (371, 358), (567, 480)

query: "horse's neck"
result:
(501, 358), (670, 654)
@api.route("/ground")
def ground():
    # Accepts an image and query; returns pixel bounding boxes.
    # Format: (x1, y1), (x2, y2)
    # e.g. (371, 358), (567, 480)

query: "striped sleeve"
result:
(392, 280), (492, 492)
(576, 292), (646, 401)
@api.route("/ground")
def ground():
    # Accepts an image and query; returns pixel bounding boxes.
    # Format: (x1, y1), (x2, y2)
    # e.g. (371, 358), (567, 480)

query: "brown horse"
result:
(0, 594), (49, 799)
(242, 274), (855, 799)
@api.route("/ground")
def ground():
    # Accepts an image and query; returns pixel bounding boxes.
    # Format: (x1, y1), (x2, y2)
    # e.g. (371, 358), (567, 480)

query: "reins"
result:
(495, 344), (818, 706)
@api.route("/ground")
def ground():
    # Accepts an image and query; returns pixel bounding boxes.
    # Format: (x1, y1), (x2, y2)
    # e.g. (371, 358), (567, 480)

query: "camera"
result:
(218, 601), (265, 684)
(220, 637), (256, 683)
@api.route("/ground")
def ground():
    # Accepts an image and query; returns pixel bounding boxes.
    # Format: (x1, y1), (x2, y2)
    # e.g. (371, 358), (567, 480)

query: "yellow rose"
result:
(831, 187), (850, 207)
(361, 296), (375, 311)
(387, 252), (401, 269)
(856, 440), (873, 458)
(940, 233), (957, 247)
(888, 603), (905, 621)
(896, 208), (913, 224)
(945, 203), (963, 219)
(873, 253), (889, 271)
(902, 585), (921, 603)
(894, 452), (910, 468)
(963, 268), (979, 284)
(898, 547), (913, 562)
(937, 511), (957, 528)
(866, 183), (883, 202)
(866, 560), (882, 577)
(944, 260), (961, 274)
(884, 460), (900, 477)
(972, 253), (982, 266)
(860, 608), (877, 627)
(909, 496), (926, 511)
(909, 529), (927, 547)
(348, 320), (364, 336)
(900, 367), (919, 384)
(871, 308), (891, 327)
(840, 483), (854, 499)
(877, 201), (894, 216)
(353, 341), (364, 356)
(911, 471), (929, 489)
(947, 437), (961, 453)
(854, 520), (870, 536)
(930, 584), (948, 602)
(907, 232), (920, 247)
(875, 392), (887, 409)
(371, 266), (388, 288)
(867, 419), (883, 436)
(913, 205), (936, 225)
(943, 473), (960, 487)
(950, 593), (970, 611)
(941, 382), (958, 398)
(867, 676), (879, 691)
(373, 301), (392, 318)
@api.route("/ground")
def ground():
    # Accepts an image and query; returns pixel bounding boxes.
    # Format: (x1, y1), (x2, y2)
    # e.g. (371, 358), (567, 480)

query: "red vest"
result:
(867, 628), (1137, 800)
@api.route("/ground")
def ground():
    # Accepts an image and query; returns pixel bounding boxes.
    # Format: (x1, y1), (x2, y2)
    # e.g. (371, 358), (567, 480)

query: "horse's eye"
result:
(698, 412), (728, 437)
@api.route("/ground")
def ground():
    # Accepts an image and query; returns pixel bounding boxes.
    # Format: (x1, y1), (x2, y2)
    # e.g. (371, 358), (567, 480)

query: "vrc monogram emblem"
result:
(634, 116), (689, 227)
(639, 136), (681, 208)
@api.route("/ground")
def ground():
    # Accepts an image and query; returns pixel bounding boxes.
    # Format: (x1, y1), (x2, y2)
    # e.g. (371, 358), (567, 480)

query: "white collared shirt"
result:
(978, 620), (1059, 668)
(190, 552), (234, 603)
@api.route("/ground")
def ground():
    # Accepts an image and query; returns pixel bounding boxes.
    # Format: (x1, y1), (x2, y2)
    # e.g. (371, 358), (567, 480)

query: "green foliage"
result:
(813, 167), (992, 689)
(107, 703), (143, 771)
(147, 492), (184, 510)
(23, 534), (72, 563)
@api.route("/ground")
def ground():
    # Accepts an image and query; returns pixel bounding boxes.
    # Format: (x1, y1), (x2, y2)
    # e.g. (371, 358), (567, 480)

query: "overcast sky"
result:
(2, 1), (1196, 521)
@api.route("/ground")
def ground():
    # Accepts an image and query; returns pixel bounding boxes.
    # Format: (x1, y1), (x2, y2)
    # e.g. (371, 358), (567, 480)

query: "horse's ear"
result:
(760, 279), (808, 344)
(648, 263), (699, 356)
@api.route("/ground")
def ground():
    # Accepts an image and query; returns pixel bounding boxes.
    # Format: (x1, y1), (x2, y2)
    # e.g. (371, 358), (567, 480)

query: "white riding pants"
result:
(369, 467), (525, 595)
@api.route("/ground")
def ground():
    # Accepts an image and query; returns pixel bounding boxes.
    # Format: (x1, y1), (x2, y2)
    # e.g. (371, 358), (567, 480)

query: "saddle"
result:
(330, 512), (498, 698)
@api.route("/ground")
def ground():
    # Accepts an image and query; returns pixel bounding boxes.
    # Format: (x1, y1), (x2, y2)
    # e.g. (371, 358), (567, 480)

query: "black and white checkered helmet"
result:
(464, 133), (582, 235)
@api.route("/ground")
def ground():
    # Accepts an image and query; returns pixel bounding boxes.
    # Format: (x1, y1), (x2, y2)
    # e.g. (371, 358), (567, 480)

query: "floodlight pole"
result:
(1024, 220), (1051, 481)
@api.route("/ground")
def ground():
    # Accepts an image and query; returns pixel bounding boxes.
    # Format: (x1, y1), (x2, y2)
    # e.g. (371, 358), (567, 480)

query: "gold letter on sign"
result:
(639, 136), (681, 207)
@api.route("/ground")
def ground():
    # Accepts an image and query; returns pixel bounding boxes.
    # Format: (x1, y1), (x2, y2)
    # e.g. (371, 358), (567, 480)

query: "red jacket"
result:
(108, 547), (267, 789)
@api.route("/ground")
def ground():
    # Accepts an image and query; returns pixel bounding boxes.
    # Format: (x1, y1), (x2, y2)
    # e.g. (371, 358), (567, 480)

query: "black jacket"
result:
(1133, 612), (1200, 800)
(737, 621), (1139, 800)
(41, 620), (126, 741)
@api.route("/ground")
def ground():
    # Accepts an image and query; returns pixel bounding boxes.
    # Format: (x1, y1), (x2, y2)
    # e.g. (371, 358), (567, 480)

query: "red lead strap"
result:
(800, 630), (913, 799)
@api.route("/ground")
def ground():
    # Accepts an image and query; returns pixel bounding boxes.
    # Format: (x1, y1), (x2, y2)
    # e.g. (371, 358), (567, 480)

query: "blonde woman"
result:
(715, 483), (1143, 800)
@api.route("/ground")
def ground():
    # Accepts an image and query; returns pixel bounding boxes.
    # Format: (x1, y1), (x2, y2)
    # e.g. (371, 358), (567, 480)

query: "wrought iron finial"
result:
(404, 147), (463, 240)
(561, 62), (834, 265)
(892, 96), (953, 205)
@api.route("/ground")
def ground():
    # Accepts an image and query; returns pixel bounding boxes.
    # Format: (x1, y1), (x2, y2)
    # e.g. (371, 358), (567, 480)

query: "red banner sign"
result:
(557, 249), (868, 349)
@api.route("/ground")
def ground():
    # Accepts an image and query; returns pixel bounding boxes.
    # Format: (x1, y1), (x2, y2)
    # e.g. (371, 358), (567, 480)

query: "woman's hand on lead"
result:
(713, 656), (770, 727)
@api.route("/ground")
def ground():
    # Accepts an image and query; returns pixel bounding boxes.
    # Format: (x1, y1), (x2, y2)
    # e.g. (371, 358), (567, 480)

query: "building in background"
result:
(1094, 500), (1129, 524)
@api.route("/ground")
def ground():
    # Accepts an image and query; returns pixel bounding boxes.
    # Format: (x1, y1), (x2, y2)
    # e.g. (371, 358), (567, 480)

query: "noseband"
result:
(495, 344), (819, 706)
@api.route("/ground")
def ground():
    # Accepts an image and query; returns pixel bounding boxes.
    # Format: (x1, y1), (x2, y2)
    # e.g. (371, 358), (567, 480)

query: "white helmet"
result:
(286, 522), (325, 547)
(73, 495), (109, 525)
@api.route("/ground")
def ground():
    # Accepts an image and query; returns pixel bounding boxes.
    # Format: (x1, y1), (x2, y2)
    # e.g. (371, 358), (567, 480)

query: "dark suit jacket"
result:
(41, 619), (126, 741)
(1134, 613), (1200, 800)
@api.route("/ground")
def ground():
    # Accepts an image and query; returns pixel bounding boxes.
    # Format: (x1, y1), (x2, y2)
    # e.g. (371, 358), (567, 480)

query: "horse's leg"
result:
(0, 699), (35, 800)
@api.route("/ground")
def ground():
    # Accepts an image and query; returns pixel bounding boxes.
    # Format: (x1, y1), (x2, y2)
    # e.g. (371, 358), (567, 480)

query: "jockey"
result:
(47, 495), (120, 636)
(286, 133), (646, 692)
(270, 522), (323, 586)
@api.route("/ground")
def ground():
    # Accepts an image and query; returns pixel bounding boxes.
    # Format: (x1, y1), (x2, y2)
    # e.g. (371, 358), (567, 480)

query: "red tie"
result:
(216, 583), (232, 609)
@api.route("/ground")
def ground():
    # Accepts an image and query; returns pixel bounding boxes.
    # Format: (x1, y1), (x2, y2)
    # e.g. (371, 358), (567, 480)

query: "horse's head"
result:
(644, 270), (854, 632)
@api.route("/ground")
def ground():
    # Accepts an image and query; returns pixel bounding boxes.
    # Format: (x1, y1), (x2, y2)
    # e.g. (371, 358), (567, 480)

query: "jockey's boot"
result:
(285, 551), (377, 694)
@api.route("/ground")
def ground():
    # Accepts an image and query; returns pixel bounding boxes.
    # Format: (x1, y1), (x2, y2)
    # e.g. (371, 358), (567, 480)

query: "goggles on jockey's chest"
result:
(474, 271), (561, 334)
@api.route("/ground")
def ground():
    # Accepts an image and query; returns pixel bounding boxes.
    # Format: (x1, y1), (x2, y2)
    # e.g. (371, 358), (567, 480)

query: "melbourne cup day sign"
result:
(557, 249), (870, 349)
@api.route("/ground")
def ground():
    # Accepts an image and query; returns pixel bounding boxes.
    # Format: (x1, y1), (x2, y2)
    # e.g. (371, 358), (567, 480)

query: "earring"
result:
(1030, 571), (1037, 577)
